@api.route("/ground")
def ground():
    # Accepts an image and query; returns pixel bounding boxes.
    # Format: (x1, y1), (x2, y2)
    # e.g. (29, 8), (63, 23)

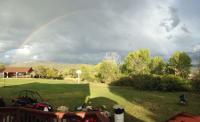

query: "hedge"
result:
(111, 74), (191, 91)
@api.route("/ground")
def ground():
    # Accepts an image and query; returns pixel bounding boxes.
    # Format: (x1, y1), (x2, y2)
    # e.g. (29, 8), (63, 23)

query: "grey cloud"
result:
(0, 0), (199, 64)
(160, 7), (180, 32)
(181, 26), (190, 33)
(169, 7), (180, 28)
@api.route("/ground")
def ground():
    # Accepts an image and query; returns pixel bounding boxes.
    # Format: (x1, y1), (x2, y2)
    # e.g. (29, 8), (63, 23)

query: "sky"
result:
(0, 0), (200, 64)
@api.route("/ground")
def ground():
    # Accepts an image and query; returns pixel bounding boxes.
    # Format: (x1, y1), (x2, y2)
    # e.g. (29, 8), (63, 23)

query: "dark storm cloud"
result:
(0, 0), (199, 64)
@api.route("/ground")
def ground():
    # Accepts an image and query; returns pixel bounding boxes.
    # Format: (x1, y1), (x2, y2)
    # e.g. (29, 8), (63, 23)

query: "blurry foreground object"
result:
(167, 113), (200, 122)
(57, 105), (69, 112)
(113, 105), (124, 122)
(0, 96), (5, 107)
(12, 90), (53, 112)
(179, 94), (187, 105)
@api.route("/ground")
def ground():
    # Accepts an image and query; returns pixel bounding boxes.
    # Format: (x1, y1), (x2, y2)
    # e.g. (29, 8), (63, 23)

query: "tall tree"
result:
(149, 56), (165, 75)
(168, 51), (191, 78)
(80, 65), (95, 82)
(46, 68), (59, 79)
(34, 66), (48, 78)
(0, 64), (5, 71)
(96, 60), (120, 83)
(123, 49), (151, 74)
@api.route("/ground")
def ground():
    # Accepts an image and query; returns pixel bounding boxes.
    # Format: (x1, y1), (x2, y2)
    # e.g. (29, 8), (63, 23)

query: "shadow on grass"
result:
(0, 82), (90, 110)
(87, 97), (144, 122)
(108, 84), (200, 122)
(0, 82), (144, 122)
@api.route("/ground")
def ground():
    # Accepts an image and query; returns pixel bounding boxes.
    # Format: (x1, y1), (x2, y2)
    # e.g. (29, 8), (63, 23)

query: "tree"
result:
(122, 49), (151, 74)
(62, 68), (68, 77)
(80, 65), (95, 82)
(46, 68), (59, 79)
(68, 68), (77, 78)
(168, 51), (191, 78)
(62, 68), (69, 78)
(33, 66), (48, 78)
(0, 64), (5, 71)
(164, 63), (175, 75)
(96, 60), (120, 83)
(149, 56), (165, 75)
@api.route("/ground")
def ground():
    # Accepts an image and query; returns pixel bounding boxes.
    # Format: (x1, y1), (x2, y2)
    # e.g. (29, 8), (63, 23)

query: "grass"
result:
(0, 78), (200, 122)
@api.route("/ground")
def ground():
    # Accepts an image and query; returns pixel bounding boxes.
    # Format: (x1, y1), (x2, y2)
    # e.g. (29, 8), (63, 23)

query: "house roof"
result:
(3, 67), (33, 73)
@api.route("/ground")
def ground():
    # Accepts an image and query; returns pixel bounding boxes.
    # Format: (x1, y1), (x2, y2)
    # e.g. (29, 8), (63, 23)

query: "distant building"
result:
(2, 67), (33, 78)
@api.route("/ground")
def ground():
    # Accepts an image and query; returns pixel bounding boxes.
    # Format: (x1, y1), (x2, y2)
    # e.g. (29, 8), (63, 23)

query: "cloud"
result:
(160, 7), (180, 32)
(0, 0), (199, 64)
(193, 44), (200, 52)
(16, 45), (31, 55)
(31, 55), (39, 60)
(181, 26), (190, 33)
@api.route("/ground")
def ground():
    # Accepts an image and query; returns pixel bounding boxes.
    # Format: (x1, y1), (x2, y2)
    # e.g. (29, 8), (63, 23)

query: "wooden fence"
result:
(0, 107), (109, 122)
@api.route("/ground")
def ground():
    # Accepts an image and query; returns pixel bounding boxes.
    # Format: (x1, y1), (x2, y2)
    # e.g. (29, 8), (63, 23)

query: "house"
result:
(2, 67), (33, 78)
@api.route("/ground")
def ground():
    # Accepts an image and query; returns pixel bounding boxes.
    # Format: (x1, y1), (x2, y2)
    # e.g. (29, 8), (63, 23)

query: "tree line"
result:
(122, 49), (191, 78)
(81, 49), (199, 91)
(0, 49), (199, 91)
(0, 49), (193, 81)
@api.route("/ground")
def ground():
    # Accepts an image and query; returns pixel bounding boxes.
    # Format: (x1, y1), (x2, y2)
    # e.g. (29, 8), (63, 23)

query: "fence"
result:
(0, 107), (109, 122)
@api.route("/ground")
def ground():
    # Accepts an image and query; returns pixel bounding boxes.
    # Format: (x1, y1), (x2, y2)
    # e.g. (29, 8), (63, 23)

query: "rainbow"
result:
(12, 9), (101, 60)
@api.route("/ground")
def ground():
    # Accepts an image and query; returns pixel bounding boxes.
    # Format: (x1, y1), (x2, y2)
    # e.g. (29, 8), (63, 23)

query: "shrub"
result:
(192, 79), (200, 91)
(160, 75), (190, 91)
(191, 71), (200, 91)
(112, 76), (132, 86)
(111, 74), (161, 90)
(129, 74), (161, 90)
(111, 74), (190, 91)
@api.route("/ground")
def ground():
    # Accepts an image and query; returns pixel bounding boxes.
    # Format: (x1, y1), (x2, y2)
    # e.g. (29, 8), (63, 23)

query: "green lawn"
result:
(0, 78), (200, 122)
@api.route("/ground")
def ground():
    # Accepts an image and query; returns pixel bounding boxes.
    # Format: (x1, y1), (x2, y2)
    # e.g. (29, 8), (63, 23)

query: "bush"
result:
(111, 74), (160, 90)
(160, 75), (190, 91)
(111, 74), (190, 91)
(111, 76), (132, 86)
(129, 74), (161, 90)
(191, 71), (200, 91)
(192, 79), (200, 91)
